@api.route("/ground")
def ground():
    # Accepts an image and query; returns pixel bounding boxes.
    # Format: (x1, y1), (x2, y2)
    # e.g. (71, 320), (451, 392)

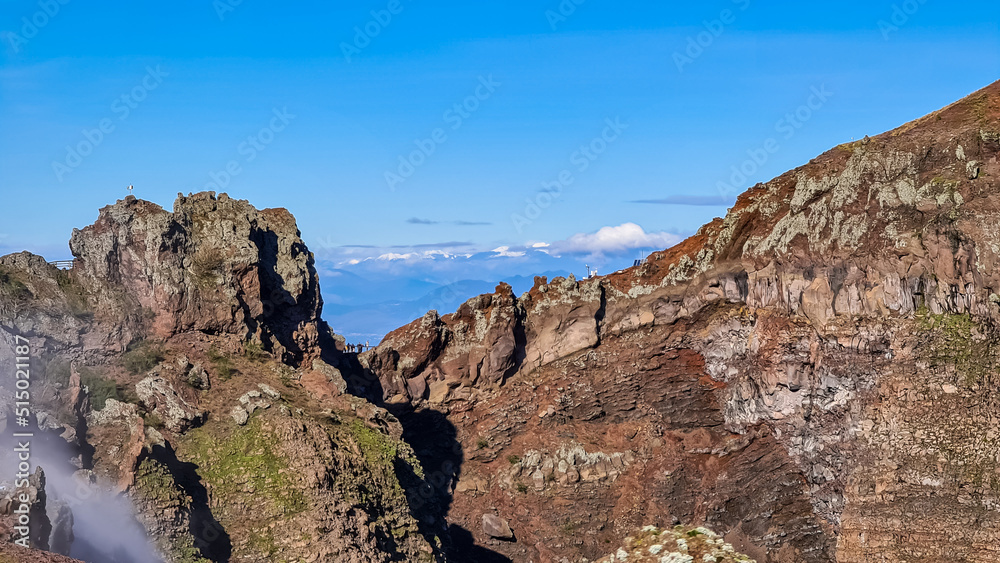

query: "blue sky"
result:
(2, 0), (999, 339)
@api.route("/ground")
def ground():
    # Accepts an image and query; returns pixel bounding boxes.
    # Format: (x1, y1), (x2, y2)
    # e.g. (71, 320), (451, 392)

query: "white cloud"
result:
(424, 250), (458, 258)
(321, 224), (681, 269)
(491, 246), (526, 258)
(376, 252), (418, 261)
(547, 223), (681, 256)
(364, 249), (472, 265)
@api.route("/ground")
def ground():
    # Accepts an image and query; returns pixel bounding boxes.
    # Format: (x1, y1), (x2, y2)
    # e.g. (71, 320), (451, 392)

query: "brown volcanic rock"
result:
(0, 192), (447, 562)
(446, 282), (522, 388)
(361, 282), (524, 403)
(481, 513), (514, 540)
(520, 275), (603, 369)
(361, 81), (1000, 562)
(0, 83), (997, 563)
(0, 252), (90, 351)
(68, 191), (324, 363)
(136, 396), (439, 563)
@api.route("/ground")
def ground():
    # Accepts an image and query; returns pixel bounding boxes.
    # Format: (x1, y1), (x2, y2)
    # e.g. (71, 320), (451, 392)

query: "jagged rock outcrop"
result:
(131, 395), (439, 563)
(0, 192), (444, 562)
(359, 81), (1000, 562)
(68, 192), (325, 363)
(86, 398), (153, 492)
(0, 252), (90, 350)
(2, 82), (1000, 562)
(359, 281), (523, 405)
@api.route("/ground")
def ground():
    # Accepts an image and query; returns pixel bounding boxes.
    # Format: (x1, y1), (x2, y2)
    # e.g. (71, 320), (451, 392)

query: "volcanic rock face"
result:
(68, 192), (323, 363)
(3, 83), (1000, 563)
(0, 192), (442, 562)
(0, 252), (90, 351)
(358, 81), (1000, 562)
(364, 283), (525, 404)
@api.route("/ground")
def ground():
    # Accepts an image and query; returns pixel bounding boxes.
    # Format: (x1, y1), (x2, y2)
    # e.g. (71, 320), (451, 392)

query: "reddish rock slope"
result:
(358, 80), (1000, 562)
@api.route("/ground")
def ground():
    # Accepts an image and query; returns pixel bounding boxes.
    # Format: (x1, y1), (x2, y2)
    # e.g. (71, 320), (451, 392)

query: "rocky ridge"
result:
(354, 80), (1000, 562)
(67, 191), (325, 363)
(0, 80), (999, 562)
(0, 193), (439, 562)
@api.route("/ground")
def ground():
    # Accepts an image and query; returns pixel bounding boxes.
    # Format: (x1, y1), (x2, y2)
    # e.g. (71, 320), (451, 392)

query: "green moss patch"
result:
(329, 417), (427, 541)
(916, 308), (998, 386)
(55, 269), (92, 320)
(0, 267), (31, 301)
(345, 419), (400, 469)
(207, 346), (235, 381)
(122, 340), (164, 375)
(180, 418), (307, 518)
(80, 367), (125, 410)
(135, 458), (187, 506)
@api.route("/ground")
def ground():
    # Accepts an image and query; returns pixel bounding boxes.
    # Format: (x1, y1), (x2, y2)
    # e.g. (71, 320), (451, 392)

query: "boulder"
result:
(186, 364), (210, 390)
(258, 383), (281, 400)
(231, 405), (249, 426)
(482, 513), (514, 540)
(311, 359), (348, 394)
(135, 376), (204, 432)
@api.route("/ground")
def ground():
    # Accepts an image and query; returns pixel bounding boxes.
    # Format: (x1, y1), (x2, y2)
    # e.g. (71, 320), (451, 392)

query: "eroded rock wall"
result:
(68, 192), (323, 363)
(360, 81), (1000, 562)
